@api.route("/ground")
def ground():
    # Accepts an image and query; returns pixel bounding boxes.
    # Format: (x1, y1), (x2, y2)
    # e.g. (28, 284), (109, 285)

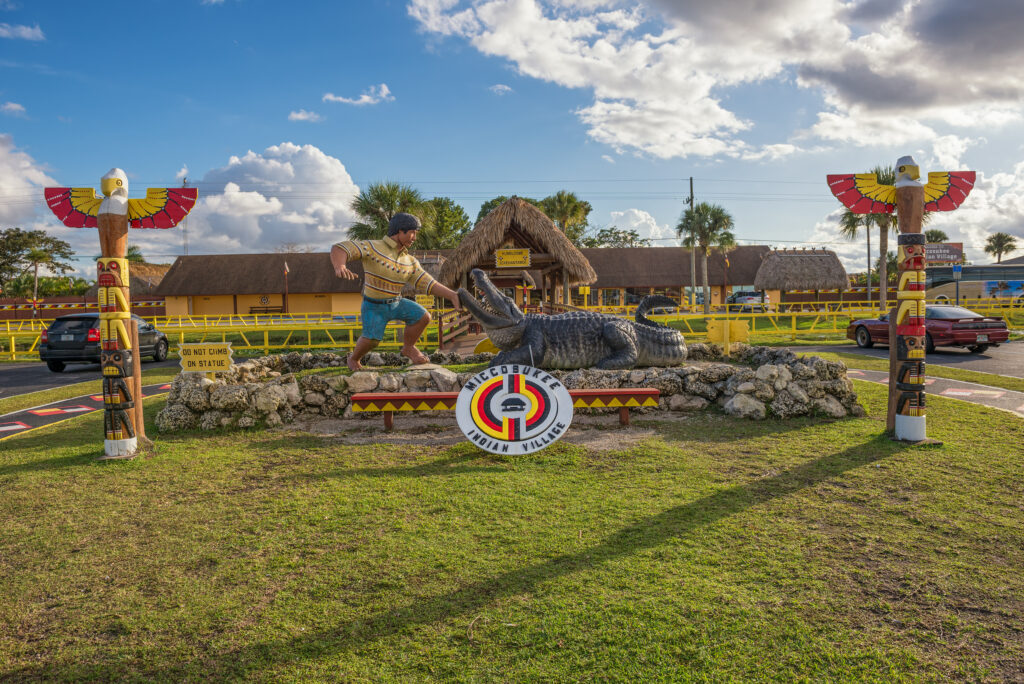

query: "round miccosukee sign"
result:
(456, 365), (574, 455)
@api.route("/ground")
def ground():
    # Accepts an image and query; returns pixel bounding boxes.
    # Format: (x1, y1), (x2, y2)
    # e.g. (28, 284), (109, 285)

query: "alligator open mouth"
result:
(457, 268), (525, 331)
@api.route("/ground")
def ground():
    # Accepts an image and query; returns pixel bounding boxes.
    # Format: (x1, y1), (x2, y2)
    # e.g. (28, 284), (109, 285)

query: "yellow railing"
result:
(2, 300), (1021, 361)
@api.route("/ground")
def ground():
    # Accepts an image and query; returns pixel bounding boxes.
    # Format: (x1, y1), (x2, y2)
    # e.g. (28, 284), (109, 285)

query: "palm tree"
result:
(984, 232), (1019, 263)
(924, 229), (949, 243)
(539, 190), (591, 245)
(125, 245), (146, 262)
(676, 202), (736, 315)
(838, 165), (897, 309)
(347, 181), (433, 241)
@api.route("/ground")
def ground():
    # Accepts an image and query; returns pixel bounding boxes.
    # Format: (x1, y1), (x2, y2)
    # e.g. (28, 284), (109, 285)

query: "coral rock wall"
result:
(155, 345), (865, 433)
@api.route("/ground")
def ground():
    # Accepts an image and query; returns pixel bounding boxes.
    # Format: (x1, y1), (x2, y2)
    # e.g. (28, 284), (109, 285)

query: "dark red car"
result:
(846, 305), (1009, 354)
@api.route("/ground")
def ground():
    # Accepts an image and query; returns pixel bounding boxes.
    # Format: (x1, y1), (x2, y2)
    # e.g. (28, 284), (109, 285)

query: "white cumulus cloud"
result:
(488, 83), (513, 95)
(609, 208), (676, 245)
(288, 109), (324, 122)
(1, 101), (26, 117)
(0, 22), (44, 40)
(322, 83), (394, 106)
(408, 0), (1024, 159)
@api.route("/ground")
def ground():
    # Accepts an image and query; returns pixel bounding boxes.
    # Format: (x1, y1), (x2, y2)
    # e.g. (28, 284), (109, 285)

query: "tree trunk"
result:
(701, 248), (710, 316)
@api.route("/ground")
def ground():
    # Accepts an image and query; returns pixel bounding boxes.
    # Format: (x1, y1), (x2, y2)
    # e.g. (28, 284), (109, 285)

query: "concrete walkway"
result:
(845, 368), (1024, 418)
(0, 382), (171, 441)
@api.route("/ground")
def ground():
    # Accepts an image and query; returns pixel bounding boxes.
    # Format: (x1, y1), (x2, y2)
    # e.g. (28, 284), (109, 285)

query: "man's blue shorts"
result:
(360, 296), (428, 341)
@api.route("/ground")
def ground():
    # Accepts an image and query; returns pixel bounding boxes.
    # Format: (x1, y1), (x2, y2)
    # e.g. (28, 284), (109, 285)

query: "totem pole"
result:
(828, 156), (975, 442)
(45, 169), (197, 457)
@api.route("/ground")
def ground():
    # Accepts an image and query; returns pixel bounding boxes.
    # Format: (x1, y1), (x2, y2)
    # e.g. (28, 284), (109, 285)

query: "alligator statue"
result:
(457, 268), (687, 369)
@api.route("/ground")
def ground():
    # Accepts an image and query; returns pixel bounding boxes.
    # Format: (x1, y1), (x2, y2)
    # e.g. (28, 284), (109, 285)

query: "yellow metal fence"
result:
(2, 299), (1021, 362)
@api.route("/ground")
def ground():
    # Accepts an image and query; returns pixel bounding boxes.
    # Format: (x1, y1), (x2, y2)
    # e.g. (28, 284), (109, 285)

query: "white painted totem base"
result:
(894, 415), (926, 443)
(103, 437), (138, 459)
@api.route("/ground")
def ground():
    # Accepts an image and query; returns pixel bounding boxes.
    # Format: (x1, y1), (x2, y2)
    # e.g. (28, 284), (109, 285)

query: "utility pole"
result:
(689, 177), (696, 308)
(181, 176), (190, 256)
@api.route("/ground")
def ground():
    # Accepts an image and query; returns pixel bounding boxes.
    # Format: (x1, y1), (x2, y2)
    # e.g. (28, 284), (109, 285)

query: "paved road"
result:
(0, 359), (180, 399)
(845, 368), (1024, 418)
(798, 340), (1024, 378)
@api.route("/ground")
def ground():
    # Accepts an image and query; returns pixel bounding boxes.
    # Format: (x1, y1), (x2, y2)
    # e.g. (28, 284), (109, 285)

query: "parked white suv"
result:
(726, 290), (769, 312)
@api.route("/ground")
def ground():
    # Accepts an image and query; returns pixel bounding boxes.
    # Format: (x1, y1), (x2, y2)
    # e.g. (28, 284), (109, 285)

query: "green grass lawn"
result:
(1, 382), (1022, 681)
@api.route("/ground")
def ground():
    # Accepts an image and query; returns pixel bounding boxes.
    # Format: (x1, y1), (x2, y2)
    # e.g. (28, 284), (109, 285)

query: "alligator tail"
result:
(635, 295), (679, 328)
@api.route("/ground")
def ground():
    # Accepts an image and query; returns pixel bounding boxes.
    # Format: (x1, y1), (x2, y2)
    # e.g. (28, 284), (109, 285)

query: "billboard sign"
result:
(925, 242), (963, 264)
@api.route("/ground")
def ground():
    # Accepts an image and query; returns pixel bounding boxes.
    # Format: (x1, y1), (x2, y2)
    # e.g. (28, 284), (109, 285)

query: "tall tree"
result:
(924, 229), (949, 243)
(875, 250), (898, 283)
(0, 228), (74, 295)
(676, 202), (736, 314)
(984, 232), (1019, 263)
(581, 226), (651, 248)
(347, 181), (433, 240)
(421, 197), (472, 249)
(539, 190), (591, 245)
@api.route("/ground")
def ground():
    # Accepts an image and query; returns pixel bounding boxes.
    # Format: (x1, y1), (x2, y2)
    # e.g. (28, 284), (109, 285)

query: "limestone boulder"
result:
(684, 376), (719, 401)
(199, 410), (226, 431)
(303, 391), (326, 407)
(252, 384), (287, 413)
(180, 382), (212, 412)
(346, 372), (379, 393)
(326, 375), (348, 393)
(699, 363), (733, 384)
(377, 373), (401, 392)
(155, 404), (198, 432)
(209, 384), (250, 411)
(812, 395), (847, 418)
(404, 370), (433, 391)
(724, 394), (766, 419)
(430, 367), (459, 392)
(669, 394), (710, 411)
(647, 370), (683, 395)
(301, 374), (330, 394)
(770, 388), (809, 418)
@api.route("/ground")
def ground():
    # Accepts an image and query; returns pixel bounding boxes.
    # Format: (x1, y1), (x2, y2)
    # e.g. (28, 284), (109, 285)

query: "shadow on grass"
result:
(9, 432), (907, 680)
(301, 448), (507, 480)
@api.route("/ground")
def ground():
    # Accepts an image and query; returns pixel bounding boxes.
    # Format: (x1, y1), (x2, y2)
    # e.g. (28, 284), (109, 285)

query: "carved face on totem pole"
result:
(97, 257), (129, 288)
(101, 348), (134, 378)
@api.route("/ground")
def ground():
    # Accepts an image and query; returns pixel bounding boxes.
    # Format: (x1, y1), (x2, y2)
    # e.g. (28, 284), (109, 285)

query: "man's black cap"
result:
(387, 212), (422, 236)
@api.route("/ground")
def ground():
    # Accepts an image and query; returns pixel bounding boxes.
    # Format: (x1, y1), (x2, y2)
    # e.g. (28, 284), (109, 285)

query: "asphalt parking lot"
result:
(798, 340), (1024, 378)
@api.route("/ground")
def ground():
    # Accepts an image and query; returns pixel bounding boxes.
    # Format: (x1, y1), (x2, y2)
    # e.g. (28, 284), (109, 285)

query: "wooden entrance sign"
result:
(46, 168), (198, 458)
(827, 156), (975, 442)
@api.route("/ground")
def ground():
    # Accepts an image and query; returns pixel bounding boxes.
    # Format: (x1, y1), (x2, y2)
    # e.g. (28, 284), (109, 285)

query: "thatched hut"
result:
(438, 197), (597, 306)
(754, 249), (849, 306)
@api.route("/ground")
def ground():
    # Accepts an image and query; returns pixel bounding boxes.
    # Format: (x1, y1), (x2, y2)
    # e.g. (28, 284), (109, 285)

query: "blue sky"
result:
(3, 0), (1024, 278)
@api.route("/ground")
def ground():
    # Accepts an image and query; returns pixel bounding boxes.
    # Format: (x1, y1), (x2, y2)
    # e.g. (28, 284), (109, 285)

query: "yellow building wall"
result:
(237, 294), (283, 313)
(192, 295), (235, 316)
(287, 293), (331, 314)
(165, 296), (188, 316)
(331, 292), (363, 314)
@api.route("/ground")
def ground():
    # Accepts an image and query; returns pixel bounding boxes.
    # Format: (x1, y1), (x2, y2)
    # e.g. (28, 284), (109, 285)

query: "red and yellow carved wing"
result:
(826, 173), (896, 214)
(44, 187), (101, 228)
(127, 187), (199, 228)
(923, 171), (975, 212)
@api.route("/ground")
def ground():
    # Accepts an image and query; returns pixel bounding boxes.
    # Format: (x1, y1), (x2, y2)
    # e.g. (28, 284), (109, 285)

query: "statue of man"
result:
(331, 213), (461, 371)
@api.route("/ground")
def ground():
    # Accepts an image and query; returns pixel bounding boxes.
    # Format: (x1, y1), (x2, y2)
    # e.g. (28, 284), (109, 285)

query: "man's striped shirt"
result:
(334, 236), (438, 300)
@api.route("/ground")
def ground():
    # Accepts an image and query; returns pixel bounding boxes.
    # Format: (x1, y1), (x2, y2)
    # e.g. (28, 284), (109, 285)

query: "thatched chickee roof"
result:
(754, 249), (849, 291)
(438, 197), (597, 288)
(86, 262), (172, 297)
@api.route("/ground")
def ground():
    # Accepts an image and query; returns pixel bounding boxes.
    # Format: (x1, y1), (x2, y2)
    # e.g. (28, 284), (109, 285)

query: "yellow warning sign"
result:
(179, 343), (233, 373)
